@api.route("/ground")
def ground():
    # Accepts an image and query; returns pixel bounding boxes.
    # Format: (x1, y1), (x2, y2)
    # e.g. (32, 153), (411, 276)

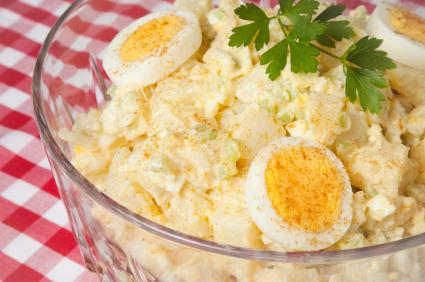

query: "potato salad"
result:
(61, 0), (425, 258)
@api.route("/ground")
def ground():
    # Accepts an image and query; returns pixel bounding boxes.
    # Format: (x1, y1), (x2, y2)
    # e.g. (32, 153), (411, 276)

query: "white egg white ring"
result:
(245, 137), (353, 251)
(366, 2), (425, 70)
(103, 10), (202, 88)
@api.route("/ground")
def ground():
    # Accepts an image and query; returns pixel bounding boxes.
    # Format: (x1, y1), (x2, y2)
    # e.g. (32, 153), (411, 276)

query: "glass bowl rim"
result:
(32, 0), (425, 264)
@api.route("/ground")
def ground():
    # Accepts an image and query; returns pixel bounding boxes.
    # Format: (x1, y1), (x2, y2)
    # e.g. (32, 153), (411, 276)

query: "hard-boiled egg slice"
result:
(103, 10), (202, 88)
(245, 137), (353, 251)
(366, 2), (425, 70)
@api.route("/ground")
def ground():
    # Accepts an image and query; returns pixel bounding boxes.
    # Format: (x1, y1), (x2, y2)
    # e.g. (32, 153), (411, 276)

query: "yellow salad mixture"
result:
(61, 0), (425, 258)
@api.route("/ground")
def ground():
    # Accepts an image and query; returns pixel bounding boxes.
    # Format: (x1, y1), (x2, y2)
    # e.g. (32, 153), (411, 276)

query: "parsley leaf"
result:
(229, 4), (270, 50)
(280, 0), (319, 22)
(259, 16), (325, 77)
(279, 0), (294, 12)
(345, 36), (397, 71)
(317, 20), (355, 48)
(315, 4), (345, 22)
(287, 16), (325, 73)
(289, 41), (321, 73)
(260, 40), (289, 80)
(254, 22), (271, 50)
(229, 23), (261, 47)
(345, 67), (386, 113)
(315, 4), (354, 48)
(289, 16), (326, 41)
(343, 36), (396, 113)
(235, 3), (268, 21)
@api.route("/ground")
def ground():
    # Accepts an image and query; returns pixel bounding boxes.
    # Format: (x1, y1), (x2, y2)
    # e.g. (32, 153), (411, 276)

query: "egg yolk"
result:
(119, 15), (186, 62)
(265, 146), (344, 232)
(389, 6), (425, 45)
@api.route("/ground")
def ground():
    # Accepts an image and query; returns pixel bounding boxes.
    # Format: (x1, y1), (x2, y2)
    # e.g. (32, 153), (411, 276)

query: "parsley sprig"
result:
(228, 0), (396, 113)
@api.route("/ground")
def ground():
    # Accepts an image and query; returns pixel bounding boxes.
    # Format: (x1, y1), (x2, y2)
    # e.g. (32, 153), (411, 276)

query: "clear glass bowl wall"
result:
(32, 0), (425, 281)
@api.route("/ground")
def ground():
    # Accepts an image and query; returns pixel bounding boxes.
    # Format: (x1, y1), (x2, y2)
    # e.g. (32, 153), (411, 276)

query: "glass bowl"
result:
(32, 0), (425, 281)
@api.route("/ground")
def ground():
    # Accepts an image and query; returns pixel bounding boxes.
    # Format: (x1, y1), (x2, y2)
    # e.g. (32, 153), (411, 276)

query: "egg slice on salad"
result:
(245, 138), (353, 251)
(103, 10), (202, 88)
(366, 2), (425, 70)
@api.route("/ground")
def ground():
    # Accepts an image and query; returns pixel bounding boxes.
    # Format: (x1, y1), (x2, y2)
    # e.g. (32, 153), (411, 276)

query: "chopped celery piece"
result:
(276, 110), (294, 124)
(191, 124), (217, 142)
(335, 140), (357, 155)
(258, 99), (276, 113)
(215, 162), (238, 179)
(221, 139), (241, 163)
(338, 112), (351, 130)
(208, 130), (218, 140)
(208, 9), (226, 26)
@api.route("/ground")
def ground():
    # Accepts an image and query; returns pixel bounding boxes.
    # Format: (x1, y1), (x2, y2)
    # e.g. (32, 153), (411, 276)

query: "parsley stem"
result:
(309, 43), (341, 61)
(277, 16), (289, 37)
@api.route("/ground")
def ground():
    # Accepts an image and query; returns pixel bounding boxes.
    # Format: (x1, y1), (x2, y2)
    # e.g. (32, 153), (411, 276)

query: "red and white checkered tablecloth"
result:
(0, 0), (101, 281)
(1, 0), (424, 281)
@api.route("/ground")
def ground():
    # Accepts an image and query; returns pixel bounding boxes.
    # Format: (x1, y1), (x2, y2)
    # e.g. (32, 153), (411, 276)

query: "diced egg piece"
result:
(103, 10), (202, 87)
(366, 3), (425, 70)
(245, 137), (353, 251)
